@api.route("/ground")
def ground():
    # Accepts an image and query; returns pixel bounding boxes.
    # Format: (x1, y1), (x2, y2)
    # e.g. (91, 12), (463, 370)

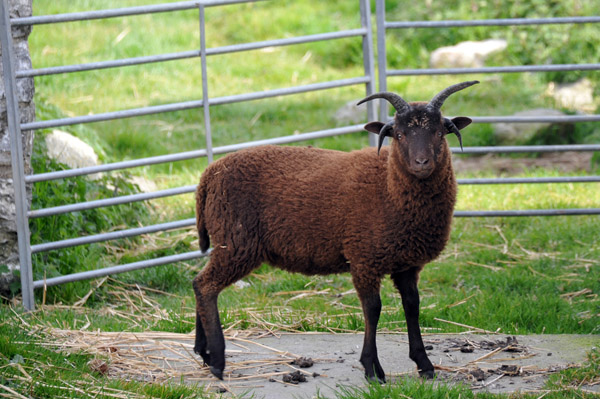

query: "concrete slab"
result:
(96, 332), (598, 398)
(211, 333), (599, 398)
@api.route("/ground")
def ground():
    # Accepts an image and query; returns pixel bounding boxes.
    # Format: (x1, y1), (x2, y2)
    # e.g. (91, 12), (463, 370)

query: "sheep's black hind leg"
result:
(352, 272), (386, 383)
(193, 272), (225, 379)
(193, 251), (260, 380)
(391, 268), (434, 379)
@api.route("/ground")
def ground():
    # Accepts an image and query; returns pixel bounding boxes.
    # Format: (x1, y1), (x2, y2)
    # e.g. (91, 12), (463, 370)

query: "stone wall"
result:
(0, 0), (35, 296)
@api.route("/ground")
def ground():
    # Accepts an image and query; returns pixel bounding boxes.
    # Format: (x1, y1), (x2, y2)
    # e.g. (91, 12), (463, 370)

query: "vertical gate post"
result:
(0, 1), (35, 311)
(359, 0), (377, 147)
(199, 5), (214, 164)
(375, 0), (388, 121)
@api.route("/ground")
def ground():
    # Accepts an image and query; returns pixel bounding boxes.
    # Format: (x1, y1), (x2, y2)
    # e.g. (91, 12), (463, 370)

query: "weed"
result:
(547, 347), (600, 390)
(0, 309), (211, 398)
(29, 129), (151, 303)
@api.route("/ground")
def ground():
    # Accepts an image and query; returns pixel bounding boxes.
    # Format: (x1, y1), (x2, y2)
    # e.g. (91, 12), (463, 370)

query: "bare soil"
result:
(452, 152), (593, 175)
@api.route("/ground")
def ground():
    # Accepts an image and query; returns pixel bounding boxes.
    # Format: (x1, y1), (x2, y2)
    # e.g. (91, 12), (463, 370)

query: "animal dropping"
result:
(193, 81), (479, 383)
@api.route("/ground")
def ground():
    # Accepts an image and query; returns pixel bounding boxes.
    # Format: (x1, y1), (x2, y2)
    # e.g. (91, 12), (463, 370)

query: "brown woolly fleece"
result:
(195, 138), (456, 294)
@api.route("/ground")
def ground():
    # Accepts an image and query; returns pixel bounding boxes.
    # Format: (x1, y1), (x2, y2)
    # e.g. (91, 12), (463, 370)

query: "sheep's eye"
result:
(437, 131), (443, 137)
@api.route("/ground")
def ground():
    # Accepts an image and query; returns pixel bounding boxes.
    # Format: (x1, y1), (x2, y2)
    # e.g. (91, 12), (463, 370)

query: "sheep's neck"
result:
(385, 144), (457, 218)
(379, 146), (456, 268)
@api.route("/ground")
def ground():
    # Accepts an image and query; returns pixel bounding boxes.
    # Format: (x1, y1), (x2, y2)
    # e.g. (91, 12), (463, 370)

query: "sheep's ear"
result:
(444, 117), (471, 152)
(364, 121), (385, 134)
(451, 116), (472, 130)
(364, 121), (395, 155)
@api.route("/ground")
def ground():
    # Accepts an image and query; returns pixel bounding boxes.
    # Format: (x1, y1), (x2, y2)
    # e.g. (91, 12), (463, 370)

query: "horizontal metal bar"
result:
(31, 218), (196, 254)
(345, 115), (600, 128)
(20, 76), (370, 131)
(454, 208), (600, 217)
(26, 85), (596, 131)
(207, 28), (367, 55)
(16, 50), (199, 78)
(214, 124), (365, 153)
(30, 202), (600, 251)
(11, 0), (264, 26)
(26, 123), (364, 184)
(387, 63), (600, 76)
(28, 185), (196, 219)
(470, 115), (600, 124)
(22, 100), (204, 131)
(451, 144), (600, 154)
(17, 30), (367, 78)
(210, 76), (370, 106)
(24, 140), (600, 185)
(458, 176), (600, 185)
(32, 249), (210, 289)
(26, 208), (598, 291)
(26, 149), (208, 183)
(28, 148), (598, 219)
(386, 16), (600, 29)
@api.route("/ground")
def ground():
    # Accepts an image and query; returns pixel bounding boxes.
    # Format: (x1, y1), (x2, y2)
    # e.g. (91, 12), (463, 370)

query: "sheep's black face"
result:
(363, 109), (472, 179)
(393, 108), (446, 179)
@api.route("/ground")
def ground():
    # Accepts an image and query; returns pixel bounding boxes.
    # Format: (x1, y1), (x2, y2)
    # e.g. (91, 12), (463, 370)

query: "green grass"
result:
(547, 348), (600, 391)
(28, 0), (600, 179)
(324, 377), (600, 399)
(0, 312), (211, 398)
(3, 0), (599, 398)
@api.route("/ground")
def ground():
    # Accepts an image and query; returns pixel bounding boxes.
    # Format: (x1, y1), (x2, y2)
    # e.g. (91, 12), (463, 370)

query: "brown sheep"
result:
(193, 81), (479, 382)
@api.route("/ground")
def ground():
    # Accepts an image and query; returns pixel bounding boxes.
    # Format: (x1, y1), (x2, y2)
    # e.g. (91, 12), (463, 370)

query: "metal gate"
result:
(373, 0), (600, 217)
(1, 0), (599, 310)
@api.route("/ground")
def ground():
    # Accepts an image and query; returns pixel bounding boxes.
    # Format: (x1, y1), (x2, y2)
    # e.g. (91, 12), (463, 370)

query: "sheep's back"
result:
(199, 145), (385, 274)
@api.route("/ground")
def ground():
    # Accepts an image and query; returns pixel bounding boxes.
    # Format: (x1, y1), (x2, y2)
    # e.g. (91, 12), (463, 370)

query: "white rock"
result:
(45, 130), (99, 170)
(127, 175), (157, 193)
(430, 39), (508, 68)
(546, 78), (596, 113)
(234, 280), (251, 289)
(493, 108), (572, 145)
(333, 99), (379, 125)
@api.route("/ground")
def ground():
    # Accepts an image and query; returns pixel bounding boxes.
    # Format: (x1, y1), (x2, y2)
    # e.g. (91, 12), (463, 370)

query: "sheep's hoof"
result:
(210, 366), (224, 380)
(365, 374), (386, 384)
(361, 356), (386, 384)
(363, 366), (386, 384)
(419, 369), (435, 379)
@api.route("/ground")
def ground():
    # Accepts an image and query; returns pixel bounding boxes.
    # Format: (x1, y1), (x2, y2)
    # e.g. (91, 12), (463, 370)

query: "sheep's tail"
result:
(195, 179), (210, 252)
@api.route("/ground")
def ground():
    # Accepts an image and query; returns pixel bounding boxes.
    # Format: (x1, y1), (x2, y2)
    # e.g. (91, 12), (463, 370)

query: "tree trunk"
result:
(0, 0), (35, 296)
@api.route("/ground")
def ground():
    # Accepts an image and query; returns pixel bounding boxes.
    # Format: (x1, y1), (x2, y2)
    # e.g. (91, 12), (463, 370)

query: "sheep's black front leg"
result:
(352, 273), (385, 383)
(392, 269), (434, 379)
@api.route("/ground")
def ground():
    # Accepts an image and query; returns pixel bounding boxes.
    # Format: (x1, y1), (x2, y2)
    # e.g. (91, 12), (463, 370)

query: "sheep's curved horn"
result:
(357, 92), (411, 114)
(427, 80), (479, 111)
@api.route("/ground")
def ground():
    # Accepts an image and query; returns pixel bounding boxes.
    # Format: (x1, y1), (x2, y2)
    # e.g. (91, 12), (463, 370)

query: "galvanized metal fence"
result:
(1, 0), (378, 310)
(374, 0), (600, 218)
(1, 0), (599, 310)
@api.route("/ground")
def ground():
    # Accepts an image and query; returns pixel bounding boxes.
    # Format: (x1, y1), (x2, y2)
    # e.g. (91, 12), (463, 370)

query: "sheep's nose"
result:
(415, 157), (429, 165)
